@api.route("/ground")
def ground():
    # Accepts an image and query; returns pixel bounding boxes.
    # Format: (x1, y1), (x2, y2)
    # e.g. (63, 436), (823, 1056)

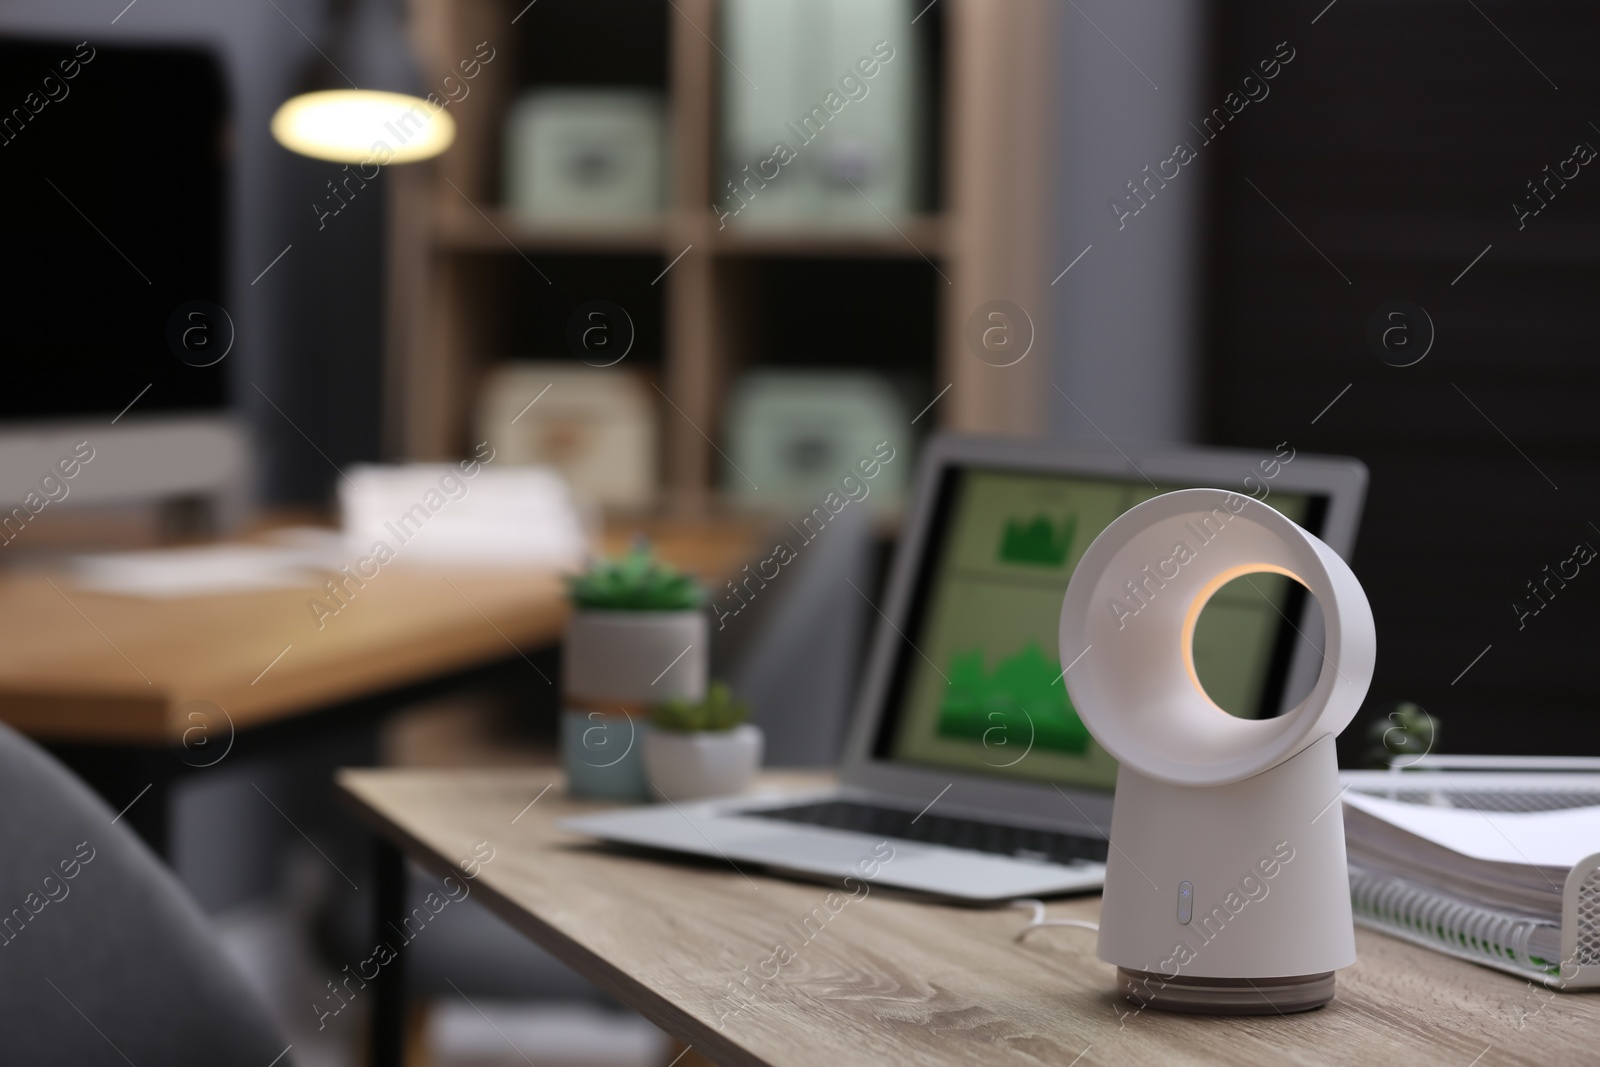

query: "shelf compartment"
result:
(712, 217), (947, 260)
(435, 206), (947, 262)
(435, 204), (670, 256)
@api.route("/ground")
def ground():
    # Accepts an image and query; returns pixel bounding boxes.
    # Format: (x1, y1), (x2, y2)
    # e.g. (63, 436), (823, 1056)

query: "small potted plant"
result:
(644, 682), (764, 801)
(1363, 701), (1441, 769)
(563, 544), (706, 800)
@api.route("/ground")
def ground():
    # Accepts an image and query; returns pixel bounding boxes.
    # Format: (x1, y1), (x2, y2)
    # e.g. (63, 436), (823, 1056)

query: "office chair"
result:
(0, 722), (288, 1066)
(715, 504), (877, 766)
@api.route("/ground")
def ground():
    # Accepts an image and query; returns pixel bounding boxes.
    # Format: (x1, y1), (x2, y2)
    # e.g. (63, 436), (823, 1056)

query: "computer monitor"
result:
(0, 37), (246, 525)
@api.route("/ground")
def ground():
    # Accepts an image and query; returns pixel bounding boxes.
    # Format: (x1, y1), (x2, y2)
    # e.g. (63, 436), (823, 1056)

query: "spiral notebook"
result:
(1341, 757), (1600, 989)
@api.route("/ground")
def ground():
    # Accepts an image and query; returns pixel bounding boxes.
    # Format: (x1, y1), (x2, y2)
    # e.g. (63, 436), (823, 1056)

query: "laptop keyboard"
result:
(748, 800), (1109, 866)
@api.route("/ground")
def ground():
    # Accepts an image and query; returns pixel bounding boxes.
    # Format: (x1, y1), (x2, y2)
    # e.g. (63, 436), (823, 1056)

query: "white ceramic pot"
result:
(564, 609), (707, 704)
(644, 723), (764, 802)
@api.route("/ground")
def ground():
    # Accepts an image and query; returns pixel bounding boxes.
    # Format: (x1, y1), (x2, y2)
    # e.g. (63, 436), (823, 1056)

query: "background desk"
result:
(0, 516), (763, 850)
(340, 767), (1600, 1067)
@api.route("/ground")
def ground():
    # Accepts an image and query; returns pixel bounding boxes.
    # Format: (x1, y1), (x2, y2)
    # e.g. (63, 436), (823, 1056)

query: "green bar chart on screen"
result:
(937, 643), (1091, 754)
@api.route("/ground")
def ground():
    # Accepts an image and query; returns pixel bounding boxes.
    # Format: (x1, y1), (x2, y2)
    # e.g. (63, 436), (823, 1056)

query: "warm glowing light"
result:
(270, 89), (455, 164)
(1182, 563), (1304, 713)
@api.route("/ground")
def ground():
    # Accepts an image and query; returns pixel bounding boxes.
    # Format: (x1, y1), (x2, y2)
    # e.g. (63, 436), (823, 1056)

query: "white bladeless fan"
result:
(1059, 488), (1376, 1013)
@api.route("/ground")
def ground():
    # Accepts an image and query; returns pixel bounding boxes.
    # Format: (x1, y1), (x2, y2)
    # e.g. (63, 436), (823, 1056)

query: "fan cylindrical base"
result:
(1117, 967), (1335, 1015)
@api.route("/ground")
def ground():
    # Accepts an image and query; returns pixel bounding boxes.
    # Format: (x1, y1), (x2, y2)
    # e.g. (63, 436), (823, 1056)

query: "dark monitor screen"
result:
(0, 38), (229, 421)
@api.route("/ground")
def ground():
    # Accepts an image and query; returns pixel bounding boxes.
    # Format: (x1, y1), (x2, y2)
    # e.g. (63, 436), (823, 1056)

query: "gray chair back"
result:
(0, 722), (288, 1065)
(715, 506), (876, 766)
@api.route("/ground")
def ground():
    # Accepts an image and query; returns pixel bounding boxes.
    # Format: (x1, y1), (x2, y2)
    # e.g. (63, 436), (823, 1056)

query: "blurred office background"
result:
(3, 0), (1599, 1064)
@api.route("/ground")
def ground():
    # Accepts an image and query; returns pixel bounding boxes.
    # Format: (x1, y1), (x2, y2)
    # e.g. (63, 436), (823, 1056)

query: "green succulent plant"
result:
(567, 543), (704, 611)
(651, 682), (749, 733)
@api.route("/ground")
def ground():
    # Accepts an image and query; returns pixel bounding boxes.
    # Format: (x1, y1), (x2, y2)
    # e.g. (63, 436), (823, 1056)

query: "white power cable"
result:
(1010, 898), (1099, 942)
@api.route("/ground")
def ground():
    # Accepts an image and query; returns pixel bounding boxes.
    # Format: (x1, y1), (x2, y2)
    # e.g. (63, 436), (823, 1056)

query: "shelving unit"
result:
(389, 0), (1057, 507)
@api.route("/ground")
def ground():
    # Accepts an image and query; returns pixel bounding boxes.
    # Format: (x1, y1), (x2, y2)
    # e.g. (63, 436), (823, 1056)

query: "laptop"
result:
(565, 434), (1368, 902)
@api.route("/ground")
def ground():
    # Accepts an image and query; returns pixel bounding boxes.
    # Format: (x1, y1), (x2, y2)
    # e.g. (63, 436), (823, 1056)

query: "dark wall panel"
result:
(1205, 0), (1600, 762)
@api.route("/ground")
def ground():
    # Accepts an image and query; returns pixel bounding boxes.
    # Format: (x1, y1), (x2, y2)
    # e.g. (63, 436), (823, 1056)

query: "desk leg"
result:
(370, 837), (407, 1067)
(122, 773), (171, 859)
(50, 744), (175, 860)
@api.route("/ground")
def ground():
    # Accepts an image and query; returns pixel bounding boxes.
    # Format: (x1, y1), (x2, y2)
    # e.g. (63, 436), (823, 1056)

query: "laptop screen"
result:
(873, 465), (1326, 790)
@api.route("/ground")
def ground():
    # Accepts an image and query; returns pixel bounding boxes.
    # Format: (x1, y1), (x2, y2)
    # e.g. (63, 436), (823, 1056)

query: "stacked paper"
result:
(1343, 791), (1600, 975)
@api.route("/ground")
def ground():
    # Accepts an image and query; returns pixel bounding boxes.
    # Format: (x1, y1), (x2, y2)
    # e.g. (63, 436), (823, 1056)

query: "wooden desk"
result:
(0, 517), (764, 743)
(339, 767), (1599, 1067)
(0, 516), (764, 856)
(0, 566), (568, 743)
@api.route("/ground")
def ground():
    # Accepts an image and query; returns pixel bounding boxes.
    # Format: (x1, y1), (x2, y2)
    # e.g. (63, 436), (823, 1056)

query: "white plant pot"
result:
(564, 609), (707, 704)
(644, 724), (764, 802)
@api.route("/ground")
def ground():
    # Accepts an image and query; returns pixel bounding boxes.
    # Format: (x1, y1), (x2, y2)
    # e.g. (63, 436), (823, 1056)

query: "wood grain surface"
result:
(0, 567), (568, 742)
(0, 517), (765, 742)
(338, 768), (1598, 1067)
